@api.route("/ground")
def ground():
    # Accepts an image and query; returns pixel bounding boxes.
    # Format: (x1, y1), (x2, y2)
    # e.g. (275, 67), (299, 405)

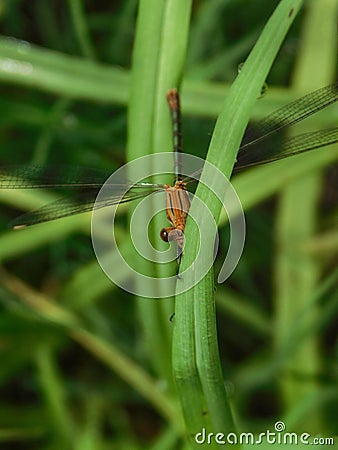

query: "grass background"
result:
(0, 0), (337, 449)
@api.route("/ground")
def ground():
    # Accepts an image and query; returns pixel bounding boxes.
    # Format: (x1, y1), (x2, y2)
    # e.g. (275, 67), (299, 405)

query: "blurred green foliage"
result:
(0, 1), (337, 449)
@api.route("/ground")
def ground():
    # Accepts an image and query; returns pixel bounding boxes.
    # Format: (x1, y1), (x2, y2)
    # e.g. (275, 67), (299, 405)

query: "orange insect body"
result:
(160, 180), (190, 254)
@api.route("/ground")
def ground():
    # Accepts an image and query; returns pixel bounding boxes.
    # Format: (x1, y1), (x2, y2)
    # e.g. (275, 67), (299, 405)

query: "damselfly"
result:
(1, 83), (337, 257)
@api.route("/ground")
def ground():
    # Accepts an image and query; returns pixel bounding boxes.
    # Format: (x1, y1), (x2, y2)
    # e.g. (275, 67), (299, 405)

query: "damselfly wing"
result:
(0, 83), (337, 257)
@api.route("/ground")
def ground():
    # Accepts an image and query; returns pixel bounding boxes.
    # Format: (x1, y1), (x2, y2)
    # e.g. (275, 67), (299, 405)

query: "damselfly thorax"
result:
(160, 180), (190, 255)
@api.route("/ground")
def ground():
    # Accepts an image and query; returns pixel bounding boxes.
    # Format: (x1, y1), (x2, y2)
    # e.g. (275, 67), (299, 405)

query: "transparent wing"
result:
(10, 185), (165, 228)
(0, 165), (112, 188)
(1, 164), (167, 227)
(235, 81), (338, 169)
(235, 127), (338, 170)
(240, 81), (338, 148)
(2, 83), (338, 227)
(186, 83), (338, 176)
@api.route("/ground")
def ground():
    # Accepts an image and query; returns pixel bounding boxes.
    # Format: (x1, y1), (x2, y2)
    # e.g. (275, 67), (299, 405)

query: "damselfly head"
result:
(160, 227), (184, 244)
(160, 227), (185, 261)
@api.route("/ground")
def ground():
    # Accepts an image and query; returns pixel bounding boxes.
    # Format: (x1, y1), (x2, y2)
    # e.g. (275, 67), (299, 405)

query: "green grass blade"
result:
(173, 0), (304, 440)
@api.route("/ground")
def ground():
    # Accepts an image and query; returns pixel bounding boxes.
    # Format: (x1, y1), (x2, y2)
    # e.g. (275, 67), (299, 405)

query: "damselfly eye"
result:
(160, 228), (169, 242)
